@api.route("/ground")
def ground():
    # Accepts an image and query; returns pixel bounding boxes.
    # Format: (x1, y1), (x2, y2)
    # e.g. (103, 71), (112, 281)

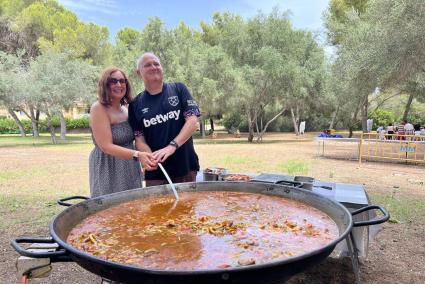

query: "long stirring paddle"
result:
(158, 163), (179, 200)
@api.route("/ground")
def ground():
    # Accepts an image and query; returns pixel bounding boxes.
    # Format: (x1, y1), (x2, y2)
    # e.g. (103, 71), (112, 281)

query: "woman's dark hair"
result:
(97, 66), (133, 106)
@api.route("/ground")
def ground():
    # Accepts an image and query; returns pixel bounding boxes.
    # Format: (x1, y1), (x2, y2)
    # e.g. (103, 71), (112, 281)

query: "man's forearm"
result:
(173, 116), (198, 146)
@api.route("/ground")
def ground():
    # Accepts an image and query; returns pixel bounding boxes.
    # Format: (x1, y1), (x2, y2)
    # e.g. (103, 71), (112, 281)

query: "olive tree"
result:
(28, 50), (97, 143)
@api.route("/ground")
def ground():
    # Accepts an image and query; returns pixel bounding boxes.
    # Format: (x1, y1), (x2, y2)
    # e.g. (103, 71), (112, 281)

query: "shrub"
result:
(0, 118), (21, 134)
(369, 109), (397, 128)
(66, 117), (90, 129)
(0, 116), (90, 134)
(222, 112), (243, 133)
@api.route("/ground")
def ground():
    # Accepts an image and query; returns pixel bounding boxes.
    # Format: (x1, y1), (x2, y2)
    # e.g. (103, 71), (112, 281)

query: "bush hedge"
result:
(0, 116), (90, 134)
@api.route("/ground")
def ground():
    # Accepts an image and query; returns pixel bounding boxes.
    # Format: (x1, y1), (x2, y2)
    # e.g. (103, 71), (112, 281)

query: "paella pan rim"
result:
(49, 181), (353, 276)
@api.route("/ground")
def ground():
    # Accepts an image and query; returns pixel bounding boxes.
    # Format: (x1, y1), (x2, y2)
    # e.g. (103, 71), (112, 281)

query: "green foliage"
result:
(66, 117), (90, 129)
(222, 112), (243, 132)
(1, 0), (111, 65)
(325, 0), (369, 45)
(369, 108), (396, 128)
(116, 27), (140, 48)
(28, 50), (98, 113)
(406, 104), (425, 126)
(0, 118), (24, 134)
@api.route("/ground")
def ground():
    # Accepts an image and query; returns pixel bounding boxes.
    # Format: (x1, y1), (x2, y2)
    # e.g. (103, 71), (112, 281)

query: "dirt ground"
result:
(1, 132), (424, 283)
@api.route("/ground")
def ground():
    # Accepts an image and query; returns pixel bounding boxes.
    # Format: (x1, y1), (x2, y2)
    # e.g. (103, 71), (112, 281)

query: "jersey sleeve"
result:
(176, 82), (201, 118)
(128, 100), (144, 137)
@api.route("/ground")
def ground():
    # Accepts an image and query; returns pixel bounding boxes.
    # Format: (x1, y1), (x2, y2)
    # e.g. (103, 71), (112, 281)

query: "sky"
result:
(57, 0), (331, 42)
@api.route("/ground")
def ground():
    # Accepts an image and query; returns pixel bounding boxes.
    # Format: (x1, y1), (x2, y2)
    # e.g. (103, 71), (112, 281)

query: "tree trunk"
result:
(59, 111), (66, 140)
(361, 96), (368, 133)
(290, 107), (299, 135)
(402, 93), (415, 121)
(247, 111), (254, 143)
(28, 105), (39, 137)
(7, 108), (26, 137)
(46, 112), (57, 144)
(200, 118), (205, 138)
(260, 114), (263, 133)
(329, 106), (339, 129)
(348, 125), (354, 138)
(348, 104), (360, 138)
(255, 118), (260, 138)
(209, 118), (214, 132)
(35, 109), (40, 130)
(256, 109), (285, 142)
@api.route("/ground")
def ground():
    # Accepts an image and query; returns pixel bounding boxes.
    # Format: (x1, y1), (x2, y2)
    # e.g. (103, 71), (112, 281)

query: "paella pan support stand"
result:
(346, 232), (361, 284)
(346, 205), (390, 284)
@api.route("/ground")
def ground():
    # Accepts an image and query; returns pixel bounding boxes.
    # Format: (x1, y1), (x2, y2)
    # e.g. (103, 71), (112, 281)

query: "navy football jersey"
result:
(129, 82), (200, 179)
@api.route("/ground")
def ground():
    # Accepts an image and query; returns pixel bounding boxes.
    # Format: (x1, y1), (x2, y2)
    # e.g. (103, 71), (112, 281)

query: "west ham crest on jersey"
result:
(168, 96), (179, 107)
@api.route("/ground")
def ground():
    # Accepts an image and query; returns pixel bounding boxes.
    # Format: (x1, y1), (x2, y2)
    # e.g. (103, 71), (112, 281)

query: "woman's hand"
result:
(138, 151), (158, 171)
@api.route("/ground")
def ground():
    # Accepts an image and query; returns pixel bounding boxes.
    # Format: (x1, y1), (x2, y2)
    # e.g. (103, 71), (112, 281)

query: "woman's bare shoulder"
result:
(91, 101), (108, 114)
(90, 101), (110, 124)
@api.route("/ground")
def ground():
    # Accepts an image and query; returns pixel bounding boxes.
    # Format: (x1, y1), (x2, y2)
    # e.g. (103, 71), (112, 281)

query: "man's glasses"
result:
(108, 78), (127, 85)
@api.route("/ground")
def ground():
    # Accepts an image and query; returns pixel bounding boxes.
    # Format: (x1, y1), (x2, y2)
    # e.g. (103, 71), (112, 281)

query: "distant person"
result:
(386, 124), (395, 140)
(89, 66), (155, 197)
(129, 52), (201, 187)
(366, 119), (373, 132)
(299, 121), (306, 135)
(419, 126), (425, 141)
(396, 121), (406, 140)
(404, 120), (414, 136)
(377, 126), (386, 140)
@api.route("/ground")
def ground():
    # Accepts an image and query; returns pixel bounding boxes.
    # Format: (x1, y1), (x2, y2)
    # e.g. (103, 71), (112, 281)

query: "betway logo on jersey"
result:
(143, 110), (180, 127)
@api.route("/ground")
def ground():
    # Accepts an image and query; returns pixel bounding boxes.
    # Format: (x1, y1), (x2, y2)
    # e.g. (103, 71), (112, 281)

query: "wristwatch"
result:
(169, 140), (179, 149)
(132, 151), (139, 161)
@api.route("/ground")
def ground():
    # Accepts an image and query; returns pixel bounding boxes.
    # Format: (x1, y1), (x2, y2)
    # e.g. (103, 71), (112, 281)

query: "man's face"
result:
(137, 54), (163, 84)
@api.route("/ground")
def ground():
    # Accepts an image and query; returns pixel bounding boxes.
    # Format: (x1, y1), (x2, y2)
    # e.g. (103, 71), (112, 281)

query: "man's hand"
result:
(152, 145), (176, 163)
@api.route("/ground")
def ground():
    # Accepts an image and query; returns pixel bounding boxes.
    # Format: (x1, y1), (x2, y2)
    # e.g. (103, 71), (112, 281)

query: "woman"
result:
(89, 66), (156, 197)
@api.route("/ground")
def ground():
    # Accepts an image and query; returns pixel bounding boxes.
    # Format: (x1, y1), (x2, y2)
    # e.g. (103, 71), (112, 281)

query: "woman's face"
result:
(108, 71), (127, 101)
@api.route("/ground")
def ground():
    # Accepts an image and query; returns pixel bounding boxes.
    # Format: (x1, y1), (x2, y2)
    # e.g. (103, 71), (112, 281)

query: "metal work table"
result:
(315, 137), (361, 160)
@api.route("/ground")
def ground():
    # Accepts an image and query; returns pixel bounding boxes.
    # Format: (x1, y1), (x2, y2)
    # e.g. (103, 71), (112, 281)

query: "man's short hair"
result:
(136, 52), (160, 69)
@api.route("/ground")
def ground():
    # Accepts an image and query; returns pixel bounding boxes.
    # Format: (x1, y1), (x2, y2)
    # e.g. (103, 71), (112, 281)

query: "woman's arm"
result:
(135, 136), (158, 170)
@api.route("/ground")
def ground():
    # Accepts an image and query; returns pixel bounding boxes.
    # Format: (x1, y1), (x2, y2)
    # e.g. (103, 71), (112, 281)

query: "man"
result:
(404, 120), (414, 136)
(129, 52), (201, 186)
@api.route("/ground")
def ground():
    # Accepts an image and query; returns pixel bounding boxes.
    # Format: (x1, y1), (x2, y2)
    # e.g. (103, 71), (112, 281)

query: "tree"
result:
(6, 0), (112, 65)
(28, 50), (97, 142)
(325, 0), (369, 45)
(0, 51), (28, 136)
(364, 0), (425, 119)
(327, 0), (425, 132)
(201, 9), (328, 141)
(116, 27), (140, 48)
